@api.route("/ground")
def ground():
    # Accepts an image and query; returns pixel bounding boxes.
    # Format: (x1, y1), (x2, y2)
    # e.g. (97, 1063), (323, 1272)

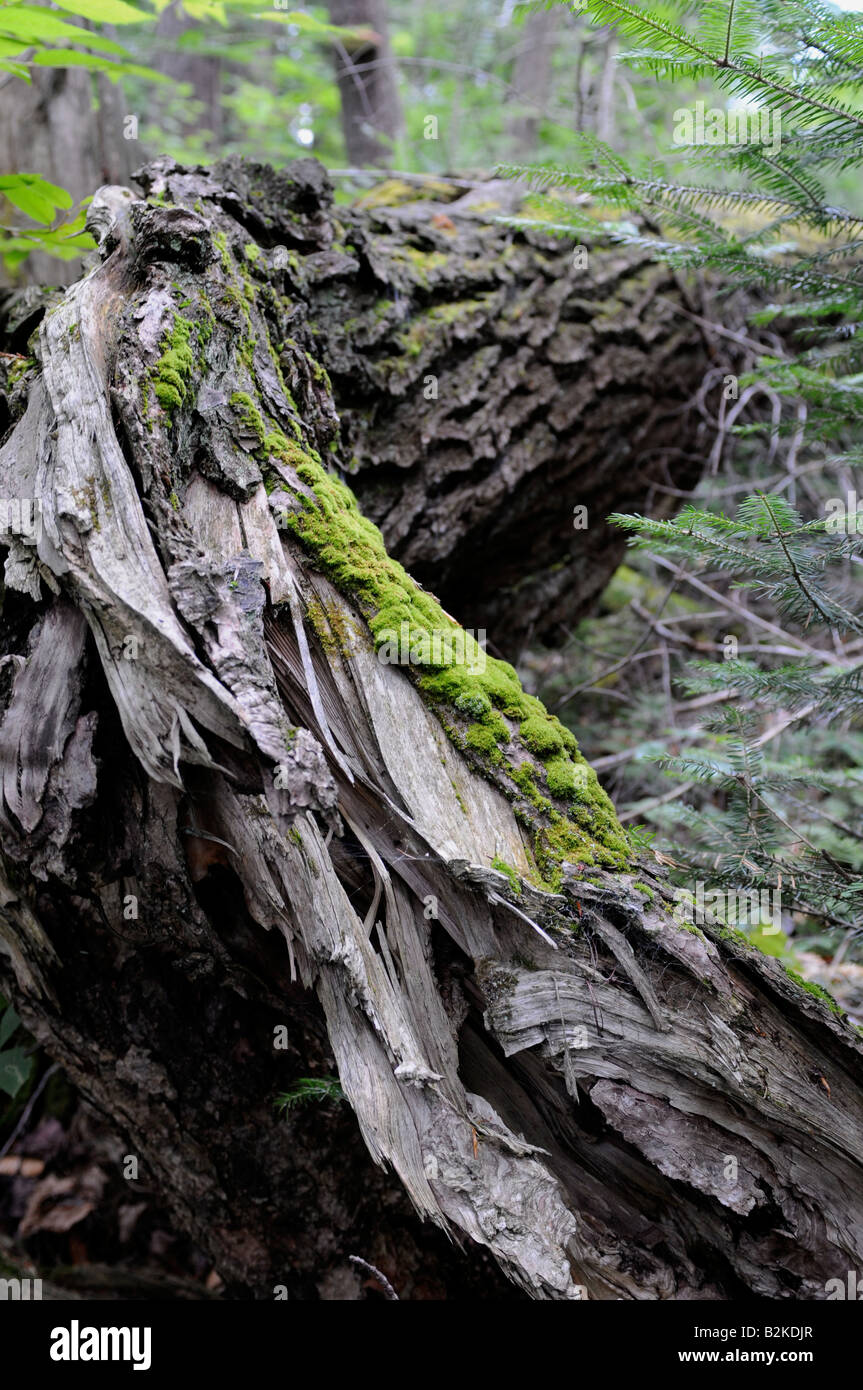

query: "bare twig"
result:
(0, 1063), (60, 1161)
(348, 1255), (399, 1300)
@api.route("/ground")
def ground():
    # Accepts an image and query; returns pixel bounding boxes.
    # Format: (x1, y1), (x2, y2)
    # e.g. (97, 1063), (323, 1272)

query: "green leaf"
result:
(1, 184), (55, 223)
(252, 8), (367, 39)
(0, 56), (30, 78)
(180, 0), (227, 21)
(0, 7), (129, 52)
(0, 174), (73, 209)
(31, 49), (171, 81)
(0, 173), (73, 223)
(0, 1046), (32, 1098)
(0, 35), (32, 57)
(48, 0), (153, 23)
(0, 1004), (20, 1050)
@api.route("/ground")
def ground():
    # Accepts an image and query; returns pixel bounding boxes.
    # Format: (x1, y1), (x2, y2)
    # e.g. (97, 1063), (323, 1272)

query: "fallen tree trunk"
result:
(0, 157), (860, 1300)
(2, 160), (718, 651)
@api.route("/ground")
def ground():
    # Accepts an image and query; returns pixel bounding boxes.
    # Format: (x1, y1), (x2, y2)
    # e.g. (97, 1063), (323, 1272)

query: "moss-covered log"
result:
(0, 155), (717, 649)
(0, 158), (860, 1300)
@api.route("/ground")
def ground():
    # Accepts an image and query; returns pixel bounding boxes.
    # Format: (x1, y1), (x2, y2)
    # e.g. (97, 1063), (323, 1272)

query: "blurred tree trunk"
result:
(0, 65), (135, 286)
(328, 0), (403, 166)
(506, 8), (558, 156)
(155, 1), (224, 148)
(594, 31), (617, 145)
(0, 158), (858, 1301)
(573, 25), (617, 146)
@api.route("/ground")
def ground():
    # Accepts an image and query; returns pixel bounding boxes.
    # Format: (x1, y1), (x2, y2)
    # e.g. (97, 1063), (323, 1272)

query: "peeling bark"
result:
(0, 157), (860, 1301)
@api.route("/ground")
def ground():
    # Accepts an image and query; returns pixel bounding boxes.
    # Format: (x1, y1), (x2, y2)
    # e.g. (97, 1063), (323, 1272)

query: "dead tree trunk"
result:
(0, 157), (860, 1301)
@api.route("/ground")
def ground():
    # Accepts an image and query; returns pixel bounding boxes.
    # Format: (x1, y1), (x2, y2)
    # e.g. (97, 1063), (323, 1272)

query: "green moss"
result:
(213, 229), (233, 279)
(512, 761), (538, 795)
(399, 245), (449, 284)
(305, 352), (332, 392)
(169, 490), (180, 511)
(465, 723), (503, 764)
(244, 242), (261, 262)
(354, 177), (422, 210)
(453, 690), (491, 719)
(529, 813), (600, 891)
(716, 923), (753, 947)
(152, 314), (196, 423)
(491, 856), (522, 895)
(274, 446), (628, 875)
(545, 757), (581, 799)
(633, 881), (655, 902)
(783, 966), (845, 1018)
(396, 299), (486, 358)
(6, 356), (33, 385)
(305, 597), (359, 656)
(213, 231), (254, 332)
(520, 716), (565, 758)
(231, 390), (265, 436)
(677, 919), (705, 936)
(485, 712), (511, 743)
(230, 391), (314, 471)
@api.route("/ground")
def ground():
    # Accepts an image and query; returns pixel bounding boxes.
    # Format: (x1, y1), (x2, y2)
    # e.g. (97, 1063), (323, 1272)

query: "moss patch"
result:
(491, 856), (522, 895)
(151, 313), (196, 423)
(783, 966), (845, 1018)
(230, 392), (313, 473)
(279, 450), (628, 878)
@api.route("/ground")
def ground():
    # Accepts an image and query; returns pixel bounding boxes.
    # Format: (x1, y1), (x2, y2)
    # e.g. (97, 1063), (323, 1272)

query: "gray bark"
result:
(0, 157), (859, 1300)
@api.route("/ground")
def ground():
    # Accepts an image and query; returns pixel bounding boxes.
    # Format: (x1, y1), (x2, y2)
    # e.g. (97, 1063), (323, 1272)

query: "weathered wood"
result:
(0, 158), (859, 1300)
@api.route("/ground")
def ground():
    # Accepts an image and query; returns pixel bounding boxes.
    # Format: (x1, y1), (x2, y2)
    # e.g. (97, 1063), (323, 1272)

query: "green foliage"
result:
(610, 496), (863, 939)
(523, 0), (863, 967)
(0, 0), (162, 272)
(0, 175), (95, 272)
(275, 1076), (344, 1112)
(0, 999), (33, 1099)
(5, 0), (746, 272)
